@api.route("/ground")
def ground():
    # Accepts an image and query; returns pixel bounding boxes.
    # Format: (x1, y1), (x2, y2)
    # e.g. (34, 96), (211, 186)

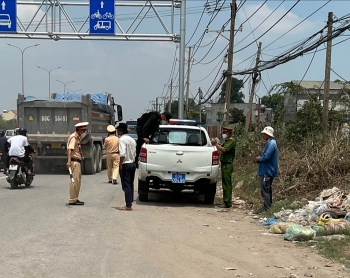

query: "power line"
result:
(234, 0), (301, 54)
(298, 35), (321, 85)
(331, 68), (349, 83)
(234, 19), (350, 75)
(235, 0), (286, 47)
(262, 0), (331, 51)
(191, 59), (224, 83)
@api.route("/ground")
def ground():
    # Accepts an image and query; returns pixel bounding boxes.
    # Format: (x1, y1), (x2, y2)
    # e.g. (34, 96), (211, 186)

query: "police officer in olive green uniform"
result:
(211, 126), (236, 208)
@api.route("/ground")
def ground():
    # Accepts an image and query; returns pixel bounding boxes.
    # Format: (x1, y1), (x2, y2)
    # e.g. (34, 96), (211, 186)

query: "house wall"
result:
(1, 111), (16, 121)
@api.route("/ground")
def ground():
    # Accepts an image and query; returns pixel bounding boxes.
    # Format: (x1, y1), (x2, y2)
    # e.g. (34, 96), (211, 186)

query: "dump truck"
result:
(17, 93), (122, 175)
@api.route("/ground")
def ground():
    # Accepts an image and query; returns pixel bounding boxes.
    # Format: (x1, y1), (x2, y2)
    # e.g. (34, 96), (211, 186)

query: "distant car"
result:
(0, 14), (11, 28)
(127, 133), (137, 141)
(5, 129), (15, 139)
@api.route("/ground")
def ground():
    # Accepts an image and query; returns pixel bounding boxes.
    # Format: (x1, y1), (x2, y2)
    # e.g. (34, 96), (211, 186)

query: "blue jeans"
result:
(121, 162), (136, 207)
(260, 175), (273, 210)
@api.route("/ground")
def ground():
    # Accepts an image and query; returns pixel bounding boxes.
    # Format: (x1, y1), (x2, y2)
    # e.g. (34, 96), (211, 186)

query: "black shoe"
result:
(69, 200), (84, 205)
(113, 179), (118, 184)
(108, 181), (112, 184)
(216, 204), (231, 208)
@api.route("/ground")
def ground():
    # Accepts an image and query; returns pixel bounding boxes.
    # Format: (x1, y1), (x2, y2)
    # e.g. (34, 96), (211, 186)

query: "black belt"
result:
(71, 158), (81, 163)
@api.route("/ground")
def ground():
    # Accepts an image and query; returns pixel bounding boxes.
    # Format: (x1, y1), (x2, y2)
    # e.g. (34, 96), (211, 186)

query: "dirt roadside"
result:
(115, 194), (350, 278)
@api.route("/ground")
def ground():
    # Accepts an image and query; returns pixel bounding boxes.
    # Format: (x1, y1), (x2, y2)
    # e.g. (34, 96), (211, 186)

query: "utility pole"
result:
(156, 97), (159, 112)
(245, 42), (262, 133)
(224, 0), (237, 126)
(178, 0), (186, 119)
(168, 79), (173, 113)
(185, 46), (192, 119)
(322, 12), (333, 132)
(198, 87), (202, 124)
(149, 100), (156, 111)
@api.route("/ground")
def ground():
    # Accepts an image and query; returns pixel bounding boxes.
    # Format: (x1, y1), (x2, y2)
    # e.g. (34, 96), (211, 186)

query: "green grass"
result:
(301, 235), (350, 268)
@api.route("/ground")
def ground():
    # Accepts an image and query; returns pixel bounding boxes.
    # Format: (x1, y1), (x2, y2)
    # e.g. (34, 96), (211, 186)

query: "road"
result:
(0, 169), (348, 278)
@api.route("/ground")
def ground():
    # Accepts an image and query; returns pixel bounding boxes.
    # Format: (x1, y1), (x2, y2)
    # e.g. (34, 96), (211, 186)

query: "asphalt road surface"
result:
(0, 169), (348, 278)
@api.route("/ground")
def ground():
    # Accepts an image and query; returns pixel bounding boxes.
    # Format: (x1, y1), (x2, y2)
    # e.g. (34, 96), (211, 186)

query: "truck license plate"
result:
(9, 165), (18, 170)
(51, 143), (61, 148)
(172, 173), (185, 184)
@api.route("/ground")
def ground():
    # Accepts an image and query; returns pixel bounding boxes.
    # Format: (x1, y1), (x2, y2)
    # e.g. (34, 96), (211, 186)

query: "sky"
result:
(0, 0), (349, 122)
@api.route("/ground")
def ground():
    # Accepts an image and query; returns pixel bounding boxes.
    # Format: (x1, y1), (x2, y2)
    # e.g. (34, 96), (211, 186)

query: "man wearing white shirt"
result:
(116, 123), (136, 211)
(7, 128), (34, 174)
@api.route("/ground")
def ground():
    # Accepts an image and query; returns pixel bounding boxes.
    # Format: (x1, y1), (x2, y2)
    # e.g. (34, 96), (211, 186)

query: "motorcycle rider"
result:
(7, 128), (34, 175)
(0, 130), (7, 173)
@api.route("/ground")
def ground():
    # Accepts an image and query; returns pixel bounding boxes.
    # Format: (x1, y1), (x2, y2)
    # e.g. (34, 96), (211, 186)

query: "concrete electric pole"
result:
(185, 46), (192, 119)
(322, 12), (333, 132)
(168, 79), (173, 113)
(245, 42), (262, 133)
(224, 0), (237, 126)
(178, 0), (186, 119)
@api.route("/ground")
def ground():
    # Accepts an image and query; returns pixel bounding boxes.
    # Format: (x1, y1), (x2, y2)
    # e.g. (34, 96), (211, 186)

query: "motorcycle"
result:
(7, 153), (35, 189)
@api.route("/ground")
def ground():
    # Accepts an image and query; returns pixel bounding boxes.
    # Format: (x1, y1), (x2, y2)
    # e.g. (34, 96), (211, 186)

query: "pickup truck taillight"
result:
(212, 150), (219, 165)
(140, 147), (147, 163)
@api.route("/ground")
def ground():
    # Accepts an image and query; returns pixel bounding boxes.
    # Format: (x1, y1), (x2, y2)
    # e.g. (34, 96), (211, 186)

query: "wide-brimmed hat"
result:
(116, 123), (128, 133)
(107, 125), (116, 133)
(75, 122), (89, 130)
(261, 126), (274, 137)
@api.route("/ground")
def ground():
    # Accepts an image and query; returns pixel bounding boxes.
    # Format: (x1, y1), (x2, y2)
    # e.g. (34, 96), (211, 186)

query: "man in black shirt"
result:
(135, 111), (172, 168)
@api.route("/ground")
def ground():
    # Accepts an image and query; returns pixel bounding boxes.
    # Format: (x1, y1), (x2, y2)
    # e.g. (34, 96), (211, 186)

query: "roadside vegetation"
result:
(227, 80), (350, 267)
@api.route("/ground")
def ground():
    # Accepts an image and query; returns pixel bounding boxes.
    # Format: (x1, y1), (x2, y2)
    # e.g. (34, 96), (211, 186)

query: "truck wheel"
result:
(138, 179), (149, 201)
(95, 144), (102, 173)
(83, 145), (97, 175)
(34, 161), (42, 174)
(102, 159), (107, 170)
(34, 161), (50, 174)
(204, 182), (217, 204)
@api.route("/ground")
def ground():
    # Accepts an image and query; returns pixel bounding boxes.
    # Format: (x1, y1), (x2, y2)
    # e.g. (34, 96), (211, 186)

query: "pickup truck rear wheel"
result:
(204, 182), (217, 204)
(138, 179), (149, 202)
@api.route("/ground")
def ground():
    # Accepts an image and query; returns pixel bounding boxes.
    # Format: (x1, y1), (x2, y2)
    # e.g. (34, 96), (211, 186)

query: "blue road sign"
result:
(89, 0), (115, 35)
(0, 0), (16, 33)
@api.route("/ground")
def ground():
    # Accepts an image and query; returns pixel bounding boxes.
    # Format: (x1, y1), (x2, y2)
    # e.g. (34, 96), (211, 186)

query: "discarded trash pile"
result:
(259, 187), (350, 241)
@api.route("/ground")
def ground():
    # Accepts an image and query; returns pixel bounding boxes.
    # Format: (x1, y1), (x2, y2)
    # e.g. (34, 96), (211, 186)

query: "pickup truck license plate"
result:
(172, 173), (185, 183)
(9, 165), (18, 170)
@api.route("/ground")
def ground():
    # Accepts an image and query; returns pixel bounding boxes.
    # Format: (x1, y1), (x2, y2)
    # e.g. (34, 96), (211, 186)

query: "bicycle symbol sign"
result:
(89, 0), (115, 35)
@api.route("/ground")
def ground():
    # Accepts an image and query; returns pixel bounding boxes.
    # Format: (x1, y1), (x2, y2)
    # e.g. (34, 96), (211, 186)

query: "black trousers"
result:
(260, 175), (273, 210)
(120, 162), (136, 207)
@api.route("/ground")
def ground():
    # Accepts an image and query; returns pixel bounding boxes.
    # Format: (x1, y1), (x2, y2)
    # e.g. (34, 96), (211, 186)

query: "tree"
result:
(217, 77), (244, 103)
(261, 93), (284, 112)
(229, 107), (245, 124)
(0, 115), (17, 131)
(261, 92), (285, 126)
(285, 99), (322, 143)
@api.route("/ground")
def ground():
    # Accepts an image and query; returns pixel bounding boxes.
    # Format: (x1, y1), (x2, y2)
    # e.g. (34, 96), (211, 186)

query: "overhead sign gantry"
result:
(0, 0), (181, 42)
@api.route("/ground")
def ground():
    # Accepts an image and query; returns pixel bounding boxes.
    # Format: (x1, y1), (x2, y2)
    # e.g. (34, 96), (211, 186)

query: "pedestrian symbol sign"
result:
(89, 0), (115, 35)
(0, 0), (16, 33)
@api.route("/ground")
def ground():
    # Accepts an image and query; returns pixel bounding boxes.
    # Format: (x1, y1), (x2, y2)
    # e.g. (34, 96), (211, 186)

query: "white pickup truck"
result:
(138, 125), (220, 204)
